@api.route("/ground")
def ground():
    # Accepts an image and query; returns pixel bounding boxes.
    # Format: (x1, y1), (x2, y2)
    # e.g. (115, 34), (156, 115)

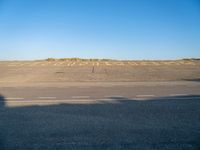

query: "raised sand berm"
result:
(0, 59), (199, 83)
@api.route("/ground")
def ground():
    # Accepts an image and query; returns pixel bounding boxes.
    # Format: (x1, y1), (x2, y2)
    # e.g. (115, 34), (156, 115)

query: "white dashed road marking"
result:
(104, 95), (124, 98)
(72, 96), (90, 99)
(6, 97), (25, 100)
(170, 94), (188, 96)
(136, 95), (155, 97)
(38, 97), (57, 99)
(131, 97), (148, 100)
(6, 99), (104, 107)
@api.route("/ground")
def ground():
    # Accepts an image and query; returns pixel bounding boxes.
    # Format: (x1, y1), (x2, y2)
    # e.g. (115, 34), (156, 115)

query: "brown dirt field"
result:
(0, 60), (199, 83)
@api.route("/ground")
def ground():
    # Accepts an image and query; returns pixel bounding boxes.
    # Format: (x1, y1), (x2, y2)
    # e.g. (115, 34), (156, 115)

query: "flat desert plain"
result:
(0, 59), (199, 84)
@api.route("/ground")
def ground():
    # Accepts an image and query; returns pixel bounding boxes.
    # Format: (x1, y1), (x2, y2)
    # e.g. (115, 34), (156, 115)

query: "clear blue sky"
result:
(0, 0), (200, 60)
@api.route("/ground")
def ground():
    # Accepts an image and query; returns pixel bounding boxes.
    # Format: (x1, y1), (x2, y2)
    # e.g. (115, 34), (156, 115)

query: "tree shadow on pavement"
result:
(0, 94), (200, 150)
(0, 95), (5, 108)
(182, 78), (200, 82)
(0, 95), (6, 150)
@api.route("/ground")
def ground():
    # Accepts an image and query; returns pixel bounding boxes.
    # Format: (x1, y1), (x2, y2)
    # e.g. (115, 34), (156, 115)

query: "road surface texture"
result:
(0, 60), (200, 150)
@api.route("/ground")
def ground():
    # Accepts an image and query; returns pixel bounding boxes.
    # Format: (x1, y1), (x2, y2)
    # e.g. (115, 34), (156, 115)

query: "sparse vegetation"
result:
(182, 58), (200, 61)
(46, 58), (114, 61)
(45, 58), (200, 62)
(46, 58), (57, 61)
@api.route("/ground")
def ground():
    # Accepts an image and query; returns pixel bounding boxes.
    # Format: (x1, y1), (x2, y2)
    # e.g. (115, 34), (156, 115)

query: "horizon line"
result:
(0, 57), (200, 61)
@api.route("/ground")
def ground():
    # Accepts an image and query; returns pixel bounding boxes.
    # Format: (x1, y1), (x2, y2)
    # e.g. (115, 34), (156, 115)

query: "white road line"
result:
(6, 99), (92, 102)
(170, 94), (188, 96)
(97, 98), (113, 100)
(131, 97), (147, 100)
(104, 95), (124, 98)
(6, 99), (101, 107)
(136, 95), (155, 97)
(96, 98), (121, 102)
(38, 97), (56, 99)
(6, 97), (24, 100)
(71, 96), (90, 99)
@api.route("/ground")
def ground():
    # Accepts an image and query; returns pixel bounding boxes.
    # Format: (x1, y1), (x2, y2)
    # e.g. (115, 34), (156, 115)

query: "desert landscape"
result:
(0, 58), (199, 84)
(1, 0), (200, 149)
(0, 59), (200, 149)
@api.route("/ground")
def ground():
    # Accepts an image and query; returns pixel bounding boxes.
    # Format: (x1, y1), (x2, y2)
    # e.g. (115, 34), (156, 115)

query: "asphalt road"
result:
(0, 82), (200, 149)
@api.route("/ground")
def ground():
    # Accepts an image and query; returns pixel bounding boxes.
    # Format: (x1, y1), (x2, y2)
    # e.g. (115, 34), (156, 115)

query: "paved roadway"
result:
(1, 81), (200, 107)
(0, 81), (200, 149)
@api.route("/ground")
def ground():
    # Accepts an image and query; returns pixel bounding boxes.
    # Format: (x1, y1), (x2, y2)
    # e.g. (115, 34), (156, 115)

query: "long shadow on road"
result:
(0, 95), (200, 150)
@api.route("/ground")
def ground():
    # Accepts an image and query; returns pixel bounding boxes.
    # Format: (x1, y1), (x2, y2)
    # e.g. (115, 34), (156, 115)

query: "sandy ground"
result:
(0, 60), (199, 83)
